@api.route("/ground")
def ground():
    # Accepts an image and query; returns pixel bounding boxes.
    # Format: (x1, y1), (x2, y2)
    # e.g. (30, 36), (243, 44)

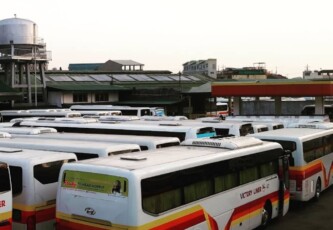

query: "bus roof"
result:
(0, 147), (77, 164)
(0, 132), (11, 138)
(287, 122), (333, 130)
(70, 105), (151, 110)
(67, 137), (282, 173)
(0, 137), (141, 154)
(250, 127), (333, 141)
(10, 132), (180, 147)
(0, 127), (57, 135)
(17, 120), (212, 132)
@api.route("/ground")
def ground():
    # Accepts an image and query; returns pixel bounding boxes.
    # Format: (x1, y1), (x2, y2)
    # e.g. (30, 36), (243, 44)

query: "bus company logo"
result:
(85, 207), (96, 215)
(64, 180), (77, 188)
(0, 200), (5, 208)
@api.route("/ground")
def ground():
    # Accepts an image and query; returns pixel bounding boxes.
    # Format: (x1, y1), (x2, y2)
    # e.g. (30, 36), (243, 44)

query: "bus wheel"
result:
(314, 179), (321, 201)
(260, 202), (272, 229)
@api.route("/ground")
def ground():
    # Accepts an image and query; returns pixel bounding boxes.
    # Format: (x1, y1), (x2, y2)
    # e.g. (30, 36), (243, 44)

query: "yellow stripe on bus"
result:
(13, 203), (55, 211)
(289, 159), (322, 171)
(0, 210), (12, 221)
(56, 212), (129, 230)
(57, 205), (205, 230)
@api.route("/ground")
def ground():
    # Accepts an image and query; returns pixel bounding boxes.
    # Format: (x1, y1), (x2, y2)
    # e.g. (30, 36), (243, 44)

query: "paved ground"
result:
(267, 186), (333, 230)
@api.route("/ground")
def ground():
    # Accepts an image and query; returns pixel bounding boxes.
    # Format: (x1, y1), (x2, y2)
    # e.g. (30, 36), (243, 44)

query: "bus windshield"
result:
(34, 159), (75, 184)
(0, 162), (10, 192)
(239, 124), (255, 136)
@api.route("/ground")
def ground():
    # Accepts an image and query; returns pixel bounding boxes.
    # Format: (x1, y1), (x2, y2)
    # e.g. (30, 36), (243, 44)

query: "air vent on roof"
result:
(159, 123), (182, 126)
(120, 156), (147, 161)
(287, 123), (333, 130)
(0, 132), (11, 138)
(99, 116), (140, 121)
(201, 120), (221, 123)
(0, 148), (22, 153)
(181, 136), (263, 150)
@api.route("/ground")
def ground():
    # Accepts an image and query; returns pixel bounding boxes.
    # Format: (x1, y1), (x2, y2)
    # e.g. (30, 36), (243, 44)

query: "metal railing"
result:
(0, 47), (52, 61)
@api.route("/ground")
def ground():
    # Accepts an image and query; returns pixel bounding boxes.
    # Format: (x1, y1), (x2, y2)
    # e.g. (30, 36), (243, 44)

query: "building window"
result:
(95, 93), (109, 102)
(73, 93), (88, 102)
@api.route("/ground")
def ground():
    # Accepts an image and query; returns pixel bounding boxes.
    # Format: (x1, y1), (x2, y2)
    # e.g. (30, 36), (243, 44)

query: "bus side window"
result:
(324, 135), (333, 155)
(239, 166), (259, 185)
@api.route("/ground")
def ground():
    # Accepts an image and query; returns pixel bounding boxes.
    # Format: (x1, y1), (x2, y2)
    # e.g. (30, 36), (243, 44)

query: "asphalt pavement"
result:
(267, 186), (333, 230)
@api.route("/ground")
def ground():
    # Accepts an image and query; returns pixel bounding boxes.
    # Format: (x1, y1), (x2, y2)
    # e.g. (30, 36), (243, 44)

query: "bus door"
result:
(33, 161), (67, 229)
(278, 153), (290, 216)
(0, 162), (12, 230)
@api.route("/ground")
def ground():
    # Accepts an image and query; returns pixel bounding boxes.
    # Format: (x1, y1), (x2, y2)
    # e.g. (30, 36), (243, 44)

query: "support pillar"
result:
(254, 96), (260, 115)
(275, 96), (282, 115)
(18, 64), (24, 84)
(315, 96), (324, 114)
(10, 62), (15, 87)
(39, 62), (47, 103)
(25, 63), (32, 104)
(233, 97), (241, 115)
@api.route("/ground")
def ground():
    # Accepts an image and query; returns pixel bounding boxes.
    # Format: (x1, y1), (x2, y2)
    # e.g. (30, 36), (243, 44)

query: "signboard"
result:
(61, 170), (128, 196)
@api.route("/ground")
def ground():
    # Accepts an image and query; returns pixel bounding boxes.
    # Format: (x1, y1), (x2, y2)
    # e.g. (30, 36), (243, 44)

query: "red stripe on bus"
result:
(289, 163), (322, 179)
(15, 207), (55, 224)
(56, 191), (288, 230)
(36, 206), (56, 223)
(290, 161), (333, 188)
(227, 191), (280, 228)
(0, 218), (12, 230)
(207, 214), (219, 230)
(151, 209), (206, 230)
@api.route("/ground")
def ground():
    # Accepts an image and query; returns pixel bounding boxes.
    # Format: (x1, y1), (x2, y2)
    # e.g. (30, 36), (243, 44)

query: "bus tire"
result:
(259, 201), (272, 229)
(314, 179), (321, 201)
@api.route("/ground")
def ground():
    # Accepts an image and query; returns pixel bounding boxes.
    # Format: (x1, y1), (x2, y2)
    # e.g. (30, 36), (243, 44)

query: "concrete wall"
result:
(241, 100), (314, 115)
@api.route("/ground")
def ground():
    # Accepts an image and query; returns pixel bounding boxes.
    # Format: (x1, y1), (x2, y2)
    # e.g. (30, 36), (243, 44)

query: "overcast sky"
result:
(3, 0), (333, 77)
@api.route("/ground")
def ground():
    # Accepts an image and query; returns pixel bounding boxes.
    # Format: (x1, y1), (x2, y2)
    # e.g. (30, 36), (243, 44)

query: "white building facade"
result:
(183, 59), (217, 78)
(303, 69), (333, 80)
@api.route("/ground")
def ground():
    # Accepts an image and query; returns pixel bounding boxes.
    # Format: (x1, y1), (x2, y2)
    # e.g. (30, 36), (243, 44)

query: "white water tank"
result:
(0, 17), (38, 45)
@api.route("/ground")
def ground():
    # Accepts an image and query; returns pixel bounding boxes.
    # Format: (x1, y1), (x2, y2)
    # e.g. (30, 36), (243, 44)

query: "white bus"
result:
(0, 137), (141, 160)
(125, 119), (255, 137)
(70, 105), (152, 117)
(0, 127), (57, 135)
(251, 125), (333, 201)
(0, 161), (12, 230)
(0, 147), (76, 230)
(56, 136), (290, 230)
(79, 110), (122, 118)
(225, 115), (330, 127)
(203, 117), (285, 132)
(0, 109), (81, 122)
(9, 131), (180, 151)
(252, 123), (269, 133)
(14, 118), (216, 141)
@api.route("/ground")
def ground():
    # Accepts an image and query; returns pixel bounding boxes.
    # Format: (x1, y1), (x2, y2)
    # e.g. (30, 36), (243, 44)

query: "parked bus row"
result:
(0, 109), (125, 122)
(0, 128), (180, 230)
(2, 121), (333, 229)
(69, 105), (165, 117)
(0, 127), (181, 151)
(12, 117), (217, 141)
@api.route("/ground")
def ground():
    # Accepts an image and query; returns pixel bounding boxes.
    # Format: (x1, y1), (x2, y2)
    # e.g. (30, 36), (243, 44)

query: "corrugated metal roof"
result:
(47, 84), (127, 91)
(112, 60), (143, 66)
